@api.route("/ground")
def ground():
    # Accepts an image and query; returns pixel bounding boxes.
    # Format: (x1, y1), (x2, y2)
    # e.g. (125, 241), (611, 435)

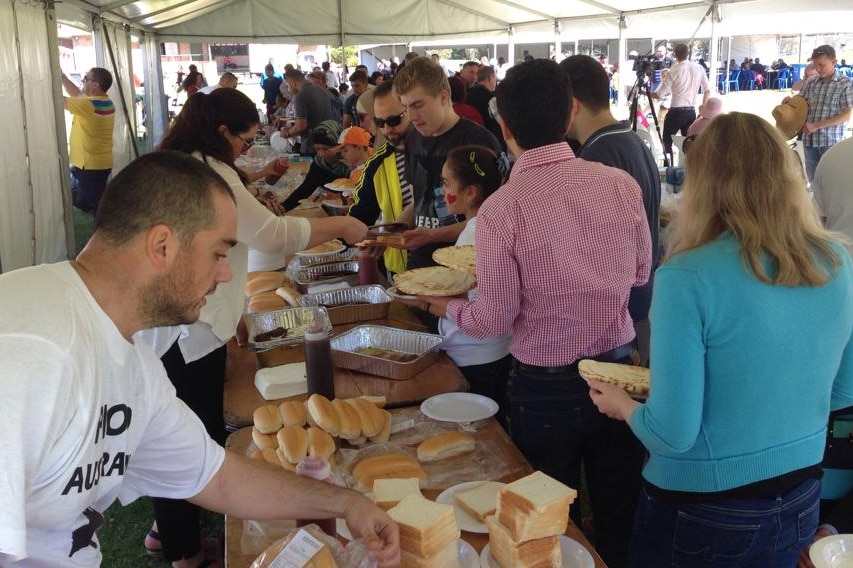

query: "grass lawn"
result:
(99, 498), (223, 567)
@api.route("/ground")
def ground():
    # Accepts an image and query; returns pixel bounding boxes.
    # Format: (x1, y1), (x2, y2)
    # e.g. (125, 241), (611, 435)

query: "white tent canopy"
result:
(2, 0), (852, 273)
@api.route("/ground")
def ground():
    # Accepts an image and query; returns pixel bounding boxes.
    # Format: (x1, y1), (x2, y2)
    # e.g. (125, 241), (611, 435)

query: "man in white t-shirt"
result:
(0, 151), (399, 568)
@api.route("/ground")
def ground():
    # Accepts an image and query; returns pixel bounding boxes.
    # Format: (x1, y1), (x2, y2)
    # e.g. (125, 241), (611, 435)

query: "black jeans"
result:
(509, 357), (645, 568)
(151, 342), (227, 562)
(662, 107), (697, 157)
(70, 166), (111, 216)
(459, 354), (512, 432)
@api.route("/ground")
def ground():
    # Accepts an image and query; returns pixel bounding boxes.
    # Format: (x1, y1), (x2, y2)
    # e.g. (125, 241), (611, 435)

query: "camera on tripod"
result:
(631, 54), (663, 76)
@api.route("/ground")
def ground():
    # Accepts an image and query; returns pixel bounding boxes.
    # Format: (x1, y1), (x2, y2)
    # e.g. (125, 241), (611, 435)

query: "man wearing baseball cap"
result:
(331, 126), (373, 183)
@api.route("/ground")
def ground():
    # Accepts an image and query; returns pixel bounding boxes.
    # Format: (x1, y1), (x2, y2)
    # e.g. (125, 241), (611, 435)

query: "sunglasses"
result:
(374, 112), (405, 129)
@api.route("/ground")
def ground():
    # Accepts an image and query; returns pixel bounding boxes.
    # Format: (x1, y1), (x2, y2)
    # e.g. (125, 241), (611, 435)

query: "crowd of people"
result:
(6, 39), (852, 568)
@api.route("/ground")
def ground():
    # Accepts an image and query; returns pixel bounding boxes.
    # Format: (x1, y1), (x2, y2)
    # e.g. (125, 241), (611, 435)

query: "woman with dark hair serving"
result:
(588, 113), (853, 566)
(138, 87), (367, 568)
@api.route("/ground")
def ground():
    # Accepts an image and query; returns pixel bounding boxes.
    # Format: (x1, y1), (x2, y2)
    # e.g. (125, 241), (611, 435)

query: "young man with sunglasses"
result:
(393, 57), (500, 272)
(348, 81), (415, 275)
(61, 67), (115, 216)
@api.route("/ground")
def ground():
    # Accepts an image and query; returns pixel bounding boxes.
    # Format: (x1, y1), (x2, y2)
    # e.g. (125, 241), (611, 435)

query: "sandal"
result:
(144, 528), (162, 554)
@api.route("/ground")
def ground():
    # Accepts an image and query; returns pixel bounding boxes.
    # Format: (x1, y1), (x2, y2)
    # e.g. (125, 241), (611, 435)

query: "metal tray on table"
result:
(298, 285), (392, 325)
(330, 325), (444, 380)
(247, 306), (332, 352)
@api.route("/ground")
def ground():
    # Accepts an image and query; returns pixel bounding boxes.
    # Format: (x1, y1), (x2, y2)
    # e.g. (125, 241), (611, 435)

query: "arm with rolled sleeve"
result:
(446, 205), (520, 338)
(629, 266), (707, 453)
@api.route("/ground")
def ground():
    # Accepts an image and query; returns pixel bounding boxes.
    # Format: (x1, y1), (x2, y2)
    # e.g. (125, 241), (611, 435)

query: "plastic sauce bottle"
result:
(264, 158), (289, 186)
(295, 454), (338, 536)
(303, 323), (335, 399)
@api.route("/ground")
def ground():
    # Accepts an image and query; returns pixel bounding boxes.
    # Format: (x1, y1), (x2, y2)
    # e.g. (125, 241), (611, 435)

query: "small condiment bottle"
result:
(357, 249), (381, 286)
(303, 323), (334, 399)
(264, 157), (289, 186)
(295, 454), (338, 536)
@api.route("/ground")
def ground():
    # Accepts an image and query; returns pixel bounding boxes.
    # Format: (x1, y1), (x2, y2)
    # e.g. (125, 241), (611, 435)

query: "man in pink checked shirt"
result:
(419, 59), (652, 568)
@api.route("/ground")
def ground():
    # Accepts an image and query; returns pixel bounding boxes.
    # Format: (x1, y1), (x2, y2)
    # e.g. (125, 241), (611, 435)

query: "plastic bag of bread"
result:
(249, 523), (378, 568)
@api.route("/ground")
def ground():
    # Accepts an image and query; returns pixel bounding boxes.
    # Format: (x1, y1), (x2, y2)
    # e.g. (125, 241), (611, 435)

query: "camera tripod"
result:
(628, 68), (670, 168)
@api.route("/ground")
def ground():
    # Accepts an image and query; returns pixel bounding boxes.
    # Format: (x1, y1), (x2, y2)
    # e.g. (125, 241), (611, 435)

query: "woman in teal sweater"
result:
(589, 112), (853, 567)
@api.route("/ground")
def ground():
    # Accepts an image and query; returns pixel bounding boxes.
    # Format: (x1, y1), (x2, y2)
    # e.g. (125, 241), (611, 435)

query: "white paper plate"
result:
(810, 534), (853, 568)
(385, 286), (417, 301)
(293, 240), (347, 257)
(480, 535), (595, 568)
(421, 393), (499, 423)
(436, 481), (506, 533)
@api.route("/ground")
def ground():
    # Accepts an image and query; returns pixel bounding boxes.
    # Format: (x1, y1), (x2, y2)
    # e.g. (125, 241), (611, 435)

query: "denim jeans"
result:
(509, 359), (644, 568)
(629, 477), (821, 567)
(70, 166), (111, 216)
(804, 145), (831, 182)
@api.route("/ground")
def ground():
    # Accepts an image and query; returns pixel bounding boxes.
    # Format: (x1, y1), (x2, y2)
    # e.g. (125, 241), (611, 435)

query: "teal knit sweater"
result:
(630, 234), (853, 492)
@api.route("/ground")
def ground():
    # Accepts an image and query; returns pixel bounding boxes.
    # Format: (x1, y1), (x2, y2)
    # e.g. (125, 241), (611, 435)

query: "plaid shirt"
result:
(800, 70), (853, 147)
(446, 143), (652, 366)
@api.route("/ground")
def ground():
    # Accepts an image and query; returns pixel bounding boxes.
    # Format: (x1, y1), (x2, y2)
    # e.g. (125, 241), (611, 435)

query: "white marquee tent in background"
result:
(1, 0), (852, 273)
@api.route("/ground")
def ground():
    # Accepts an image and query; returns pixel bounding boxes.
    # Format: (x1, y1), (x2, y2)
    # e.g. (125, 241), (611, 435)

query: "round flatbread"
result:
(393, 266), (476, 297)
(578, 359), (650, 397)
(325, 178), (356, 192)
(433, 245), (476, 275)
(295, 239), (346, 256)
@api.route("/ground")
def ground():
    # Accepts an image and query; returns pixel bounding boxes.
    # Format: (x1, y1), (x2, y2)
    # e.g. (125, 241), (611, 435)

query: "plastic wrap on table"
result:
(247, 523), (377, 568)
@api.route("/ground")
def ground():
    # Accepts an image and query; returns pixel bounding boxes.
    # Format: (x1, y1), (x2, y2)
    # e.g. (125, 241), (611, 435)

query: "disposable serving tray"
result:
(330, 325), (444, 381)
(298, 285), (391, 325)
(247, 306), (332, 352)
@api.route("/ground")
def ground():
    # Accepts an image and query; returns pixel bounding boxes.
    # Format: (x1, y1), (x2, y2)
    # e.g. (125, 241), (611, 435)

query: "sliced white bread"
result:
(373, 477), (423, 511)
(454, 481), (503, 522)
(400, 538), (459, 568)
(496, 471), (576, 542)
(486, 515), (561, 568)
(388, 495), (460, 558)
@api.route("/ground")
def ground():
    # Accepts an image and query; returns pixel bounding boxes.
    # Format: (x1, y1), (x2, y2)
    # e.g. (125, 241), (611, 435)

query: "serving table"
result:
(223, 414), (607, 568)
(224, 301), (468, 430)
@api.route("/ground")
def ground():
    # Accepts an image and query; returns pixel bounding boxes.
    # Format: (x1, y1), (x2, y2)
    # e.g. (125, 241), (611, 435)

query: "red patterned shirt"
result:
(446, 143), (651, 366)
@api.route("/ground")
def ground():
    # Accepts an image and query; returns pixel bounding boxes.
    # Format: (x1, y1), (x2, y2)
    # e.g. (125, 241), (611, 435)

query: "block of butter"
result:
(254, 362), (308, 400)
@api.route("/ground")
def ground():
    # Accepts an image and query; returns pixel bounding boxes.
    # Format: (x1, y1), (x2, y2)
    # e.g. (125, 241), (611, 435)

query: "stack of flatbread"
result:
(296, 239), (345, 256)
(432, 245), (476, 275)
(393, 266), (476, 297)
(578, 359), (650, 397)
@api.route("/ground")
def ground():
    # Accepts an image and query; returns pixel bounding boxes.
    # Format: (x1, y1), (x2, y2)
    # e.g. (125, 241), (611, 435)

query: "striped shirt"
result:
(800, 70), (853, 148)
(396, 149), (414, 208)
(446, 143), (652, 366)
(67, 95), (114, 170)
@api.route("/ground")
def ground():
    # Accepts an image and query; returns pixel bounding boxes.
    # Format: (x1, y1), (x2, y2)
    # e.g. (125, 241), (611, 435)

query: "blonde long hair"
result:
(666, 112), (841, 286)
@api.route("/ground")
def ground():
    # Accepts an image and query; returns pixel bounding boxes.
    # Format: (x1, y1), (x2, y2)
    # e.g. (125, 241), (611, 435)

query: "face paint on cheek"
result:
(445, 193), (458, 205)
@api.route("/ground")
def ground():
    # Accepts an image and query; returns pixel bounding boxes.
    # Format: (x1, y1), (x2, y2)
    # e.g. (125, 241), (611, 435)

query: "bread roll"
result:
(306, 426), (336, 460)
(331, 398), (362, 440)
(245, 271), (285, 297)
(353, 454), (426, 489)
(346, 397), (384, 438)
(305, 394), (340, 436)
(274, 449), (298, 472)
(254, 404), (283, 434)
(248, 291), (287, 314)
(370, 409), (393, 442)
(276, 425), (309, 464)
(359, 394), (387, 408)
(417, 431), (475, 462)
(279, 400), (307, 427)
(252, 427), (278, 450)
(260, 447), (280, 465)
(275, 285), (302, 307)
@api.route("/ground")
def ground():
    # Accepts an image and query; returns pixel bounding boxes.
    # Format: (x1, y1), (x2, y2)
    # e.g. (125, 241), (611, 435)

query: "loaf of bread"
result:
(245, 271), (286, 297)
(306, 426), (336, 460)
(358, 394), (387, 408)
(330, 399), (361, 440)
(416, 431), (475, 462)
(306, 394), (341, 436)
(388, 495), (460, 559)
(248, 291), (287, 314)
(485, 515), (561, 568)
(276, 425), (308, 464)
(373, 477), (422, 511)
(279, 400), (307, 427)
(352, 454), (426, 490)
(249, 525), (337, 568)
(254, 404), (283, 434)
(252, 428), (278, 451)
(454, 481), (503, 522)
(496, 471), (576, 542)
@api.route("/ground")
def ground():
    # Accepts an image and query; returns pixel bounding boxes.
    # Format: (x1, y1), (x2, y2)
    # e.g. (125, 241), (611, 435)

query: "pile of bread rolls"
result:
(251, 394), (391, 470)
(245, 270), (301, 314)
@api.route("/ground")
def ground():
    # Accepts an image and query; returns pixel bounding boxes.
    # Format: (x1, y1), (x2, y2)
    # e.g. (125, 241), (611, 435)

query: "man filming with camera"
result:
(650, 43), (710, 161)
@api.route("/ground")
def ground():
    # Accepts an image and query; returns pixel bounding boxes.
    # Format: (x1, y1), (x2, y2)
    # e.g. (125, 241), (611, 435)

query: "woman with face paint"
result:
(398, 144), (512, 430)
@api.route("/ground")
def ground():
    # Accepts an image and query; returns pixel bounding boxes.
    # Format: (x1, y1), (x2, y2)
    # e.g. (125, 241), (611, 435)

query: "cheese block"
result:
(254, 363), (308, 400)
(485, 515), (561, 568)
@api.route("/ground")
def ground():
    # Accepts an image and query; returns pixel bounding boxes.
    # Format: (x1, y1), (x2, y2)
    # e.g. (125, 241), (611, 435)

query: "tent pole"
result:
(338, 0), (345, 55)
(507, 26), (514, 64)
(617, 15), (627, 106)
(102, 22), (139, 159)
(709, 2), (719, 94)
